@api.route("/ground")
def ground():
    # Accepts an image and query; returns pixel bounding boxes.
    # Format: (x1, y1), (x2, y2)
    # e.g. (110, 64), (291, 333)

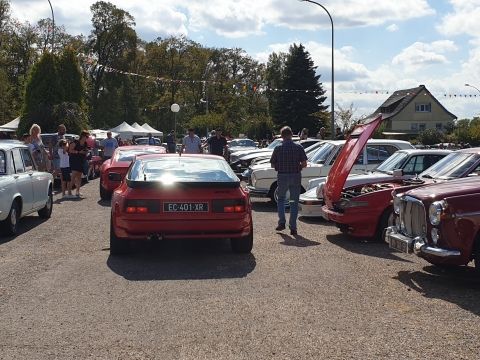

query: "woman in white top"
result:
(58, 139), (73, 198)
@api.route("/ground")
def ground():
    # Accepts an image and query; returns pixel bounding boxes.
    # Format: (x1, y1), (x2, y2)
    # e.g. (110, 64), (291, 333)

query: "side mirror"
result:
(393, 169), (403, 178)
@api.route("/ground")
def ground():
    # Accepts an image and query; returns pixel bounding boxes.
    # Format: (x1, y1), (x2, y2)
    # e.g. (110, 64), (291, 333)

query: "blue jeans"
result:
(277, 173), (301, 230)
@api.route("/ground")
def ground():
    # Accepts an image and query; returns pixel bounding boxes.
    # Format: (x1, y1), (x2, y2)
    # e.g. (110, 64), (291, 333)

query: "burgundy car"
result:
(321, 113), (480, 241)
(386, 176), (480, 272)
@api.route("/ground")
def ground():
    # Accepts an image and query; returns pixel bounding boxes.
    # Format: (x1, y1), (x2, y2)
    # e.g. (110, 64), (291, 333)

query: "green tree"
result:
(58, 47), (85, 104)
(273, 44), (328, 134)
(417, 129), (444, 145)
(20, 51), (63, 134)
(0, 67), (13, 124)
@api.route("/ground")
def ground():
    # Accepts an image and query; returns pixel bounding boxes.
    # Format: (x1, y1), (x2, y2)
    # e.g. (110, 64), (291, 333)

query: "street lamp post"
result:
(465, 83), (480, 95)
(170, 103), (180, 135)
(47, 0), (55, 52)
(301, 0), (335, 139)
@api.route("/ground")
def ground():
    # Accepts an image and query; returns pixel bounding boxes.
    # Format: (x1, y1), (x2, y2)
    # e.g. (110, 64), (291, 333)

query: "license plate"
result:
(163, 202), (209, 213)
(389, 236), (411, 253)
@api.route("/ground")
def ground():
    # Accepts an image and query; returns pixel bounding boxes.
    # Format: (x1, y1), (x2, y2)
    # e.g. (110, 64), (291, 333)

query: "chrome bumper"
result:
(385, 226), (461, 258)
(246, 185), (270, 197)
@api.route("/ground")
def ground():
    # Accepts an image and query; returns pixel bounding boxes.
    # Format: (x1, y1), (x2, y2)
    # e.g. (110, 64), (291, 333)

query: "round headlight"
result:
(393, 196), (402, 214)
(429, 201), (445, 226)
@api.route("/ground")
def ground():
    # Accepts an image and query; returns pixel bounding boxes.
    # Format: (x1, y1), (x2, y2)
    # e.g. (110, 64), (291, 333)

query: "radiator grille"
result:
(399, 197), (426, 237)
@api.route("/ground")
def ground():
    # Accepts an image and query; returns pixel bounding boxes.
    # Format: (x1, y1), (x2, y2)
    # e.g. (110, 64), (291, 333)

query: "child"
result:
(58, 139), (73, 198)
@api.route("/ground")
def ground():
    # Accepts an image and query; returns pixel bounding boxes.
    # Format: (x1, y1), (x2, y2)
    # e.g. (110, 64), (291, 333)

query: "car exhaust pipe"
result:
(147, 233), (163, 241)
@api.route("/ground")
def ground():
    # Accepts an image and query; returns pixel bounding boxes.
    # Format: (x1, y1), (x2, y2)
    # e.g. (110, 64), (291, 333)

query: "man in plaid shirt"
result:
(270, 126), (307, 235)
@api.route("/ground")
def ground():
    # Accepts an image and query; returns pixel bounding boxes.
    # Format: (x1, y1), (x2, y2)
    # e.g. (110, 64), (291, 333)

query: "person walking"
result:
(270, 126), (307, 236)
(100, 131), (118, 161)
(207, 128), (227, 157)
(166, 130), (176, 153)
(28, 124), (49, 172)
(50, 124), (66, 177)
(69, 130), (90, 198)
(181, 128), (202, 154)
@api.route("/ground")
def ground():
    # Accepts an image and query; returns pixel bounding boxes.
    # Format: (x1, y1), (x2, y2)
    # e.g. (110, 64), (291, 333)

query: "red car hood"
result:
(324, 114), (383, 208)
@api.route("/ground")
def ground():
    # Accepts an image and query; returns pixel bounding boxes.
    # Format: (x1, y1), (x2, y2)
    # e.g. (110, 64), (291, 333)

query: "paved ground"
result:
(0, 178), (479, 359)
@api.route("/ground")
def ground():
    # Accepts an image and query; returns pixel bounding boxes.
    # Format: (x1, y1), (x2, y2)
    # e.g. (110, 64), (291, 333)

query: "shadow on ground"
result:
(97, 199), (112, 208)
(251, 200), (276, 213)
(0, 216), (48, 245)
(279, 233), (320, 247)
(325, 233), (412, 263)
(107, 238), (256, 281)
(395, 265), (480, 316)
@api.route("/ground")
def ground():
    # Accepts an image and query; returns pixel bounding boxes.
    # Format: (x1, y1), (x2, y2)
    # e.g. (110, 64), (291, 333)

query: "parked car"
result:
(225, 138), (257, 161)
(134, 137), (162, 146)
(298, 149), (451, 218)
(99, 145), (166, 200)
(110, 154), (253, 255)
(247, 137), (414, 204)
(0, 142), (54, 236)
(321, 115), (480, 241)
(386, 176), (480, 272)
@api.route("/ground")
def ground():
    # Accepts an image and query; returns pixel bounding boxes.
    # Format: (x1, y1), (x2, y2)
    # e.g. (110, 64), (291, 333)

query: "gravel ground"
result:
(0, 178), (479, 359)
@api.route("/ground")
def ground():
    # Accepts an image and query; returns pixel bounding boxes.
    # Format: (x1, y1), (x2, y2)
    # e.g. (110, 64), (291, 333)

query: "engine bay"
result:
(342, 183), (396, 199)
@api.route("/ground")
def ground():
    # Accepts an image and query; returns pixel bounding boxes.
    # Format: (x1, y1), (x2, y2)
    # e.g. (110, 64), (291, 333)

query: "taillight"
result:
(125, 200), (159, 213)
(108, 172), (123, 181)
(213, 199), (246, 213)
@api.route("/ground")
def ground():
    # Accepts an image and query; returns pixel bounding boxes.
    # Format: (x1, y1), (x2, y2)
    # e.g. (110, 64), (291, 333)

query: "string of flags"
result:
(78, 54), (479, 99)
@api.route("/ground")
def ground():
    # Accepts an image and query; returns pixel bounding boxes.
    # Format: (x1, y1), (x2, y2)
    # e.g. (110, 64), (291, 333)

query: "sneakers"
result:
(290, 228), (298, 236)
(275, 224), (286, 231)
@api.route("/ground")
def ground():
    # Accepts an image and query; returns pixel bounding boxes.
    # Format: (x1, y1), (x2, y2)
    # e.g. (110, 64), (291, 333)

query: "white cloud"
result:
(437, 0), (480, 38)
(386, 24), (399, 32)
(391, 40), (458, 69)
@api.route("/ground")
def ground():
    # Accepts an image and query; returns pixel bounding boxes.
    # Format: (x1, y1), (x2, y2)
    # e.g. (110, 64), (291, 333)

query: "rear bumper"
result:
(246, 186), (270, 198)
(114, 216), (252, 240)
(385, 226), (461, 258)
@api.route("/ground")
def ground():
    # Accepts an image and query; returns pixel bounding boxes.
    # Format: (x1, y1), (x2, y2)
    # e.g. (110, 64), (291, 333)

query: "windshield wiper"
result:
(421, 174), (433, 179)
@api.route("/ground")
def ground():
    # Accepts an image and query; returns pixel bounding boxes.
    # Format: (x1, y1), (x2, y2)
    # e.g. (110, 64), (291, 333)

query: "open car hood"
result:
(324, 114), (383, 208)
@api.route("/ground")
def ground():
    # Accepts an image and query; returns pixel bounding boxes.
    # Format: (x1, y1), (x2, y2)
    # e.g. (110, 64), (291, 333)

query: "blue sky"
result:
(11, 0), (480, 119)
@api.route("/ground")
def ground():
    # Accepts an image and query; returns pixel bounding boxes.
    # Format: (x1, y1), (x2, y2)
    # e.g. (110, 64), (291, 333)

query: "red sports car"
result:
(322, 114), (480, 241)
(110, 154), (253, 255)
(99, 145), (166, 200)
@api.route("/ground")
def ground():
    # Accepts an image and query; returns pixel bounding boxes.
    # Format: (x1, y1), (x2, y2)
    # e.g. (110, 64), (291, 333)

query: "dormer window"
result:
(415, 103), (431, 112)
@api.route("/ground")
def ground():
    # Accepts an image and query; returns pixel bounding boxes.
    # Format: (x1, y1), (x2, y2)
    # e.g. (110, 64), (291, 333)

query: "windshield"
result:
(267, 138), (282, 149)
(375, 151), (409, 173)
(129, 157), (239, 183)
(0, 150), (5, 174)
(420, 152), (480, 180)
(309, 142), (336, 164)
(116, 149), (164, 162)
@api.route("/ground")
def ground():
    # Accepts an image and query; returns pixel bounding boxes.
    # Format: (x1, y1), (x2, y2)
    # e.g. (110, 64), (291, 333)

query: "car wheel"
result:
(110, 217), (129, 255)
(38, 188), (53, 219)
(377, 208), (394, 243)
(100, 181), (111, 201)
(271, 185), (290, 208)
(231, 226), (253, 253)
(1, 200), (20, 236)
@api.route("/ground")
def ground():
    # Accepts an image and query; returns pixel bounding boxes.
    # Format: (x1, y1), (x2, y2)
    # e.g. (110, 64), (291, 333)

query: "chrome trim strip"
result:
(421, 246), (461, 258)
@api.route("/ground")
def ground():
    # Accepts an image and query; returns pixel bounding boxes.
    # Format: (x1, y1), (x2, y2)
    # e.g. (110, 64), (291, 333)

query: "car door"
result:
(11, 148), (34, 214)
(21, 148), (46, 209)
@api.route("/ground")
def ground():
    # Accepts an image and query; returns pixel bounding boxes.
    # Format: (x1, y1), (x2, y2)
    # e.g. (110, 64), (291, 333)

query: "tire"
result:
(1, 200), (20, 236)
(38, 188), (53, 219)
(231, 227), (253, 253)
(100, 181), (112, 201)
(376, 208), (394, 243)
(271, 184), (290, 208)
(110, 217), (129, 255)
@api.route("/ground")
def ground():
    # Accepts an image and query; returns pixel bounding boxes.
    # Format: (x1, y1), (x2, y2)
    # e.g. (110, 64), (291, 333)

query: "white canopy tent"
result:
(131, 122), (149, 136)
(0, 117), (20, 132)
(108, 122), (141, 139)
(141, 123), (163, 137)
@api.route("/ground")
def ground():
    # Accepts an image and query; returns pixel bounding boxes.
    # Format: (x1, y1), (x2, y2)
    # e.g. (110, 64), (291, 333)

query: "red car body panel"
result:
(111, 154), (252, 241)
(324, 114), (383, 208)
(100, 145), (165, 192)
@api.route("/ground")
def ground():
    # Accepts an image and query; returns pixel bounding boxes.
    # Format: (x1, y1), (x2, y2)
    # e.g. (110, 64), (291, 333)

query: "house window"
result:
(415, 103), (431, 112)
(419, 123), (426, 131)
(436, 123), (443, 130)
(411, 123), (418, 131)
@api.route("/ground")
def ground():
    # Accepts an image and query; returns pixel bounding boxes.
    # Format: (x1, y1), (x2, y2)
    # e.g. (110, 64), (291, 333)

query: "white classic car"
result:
(246, 139), (414, 203)
(0, 141), (54, 236)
